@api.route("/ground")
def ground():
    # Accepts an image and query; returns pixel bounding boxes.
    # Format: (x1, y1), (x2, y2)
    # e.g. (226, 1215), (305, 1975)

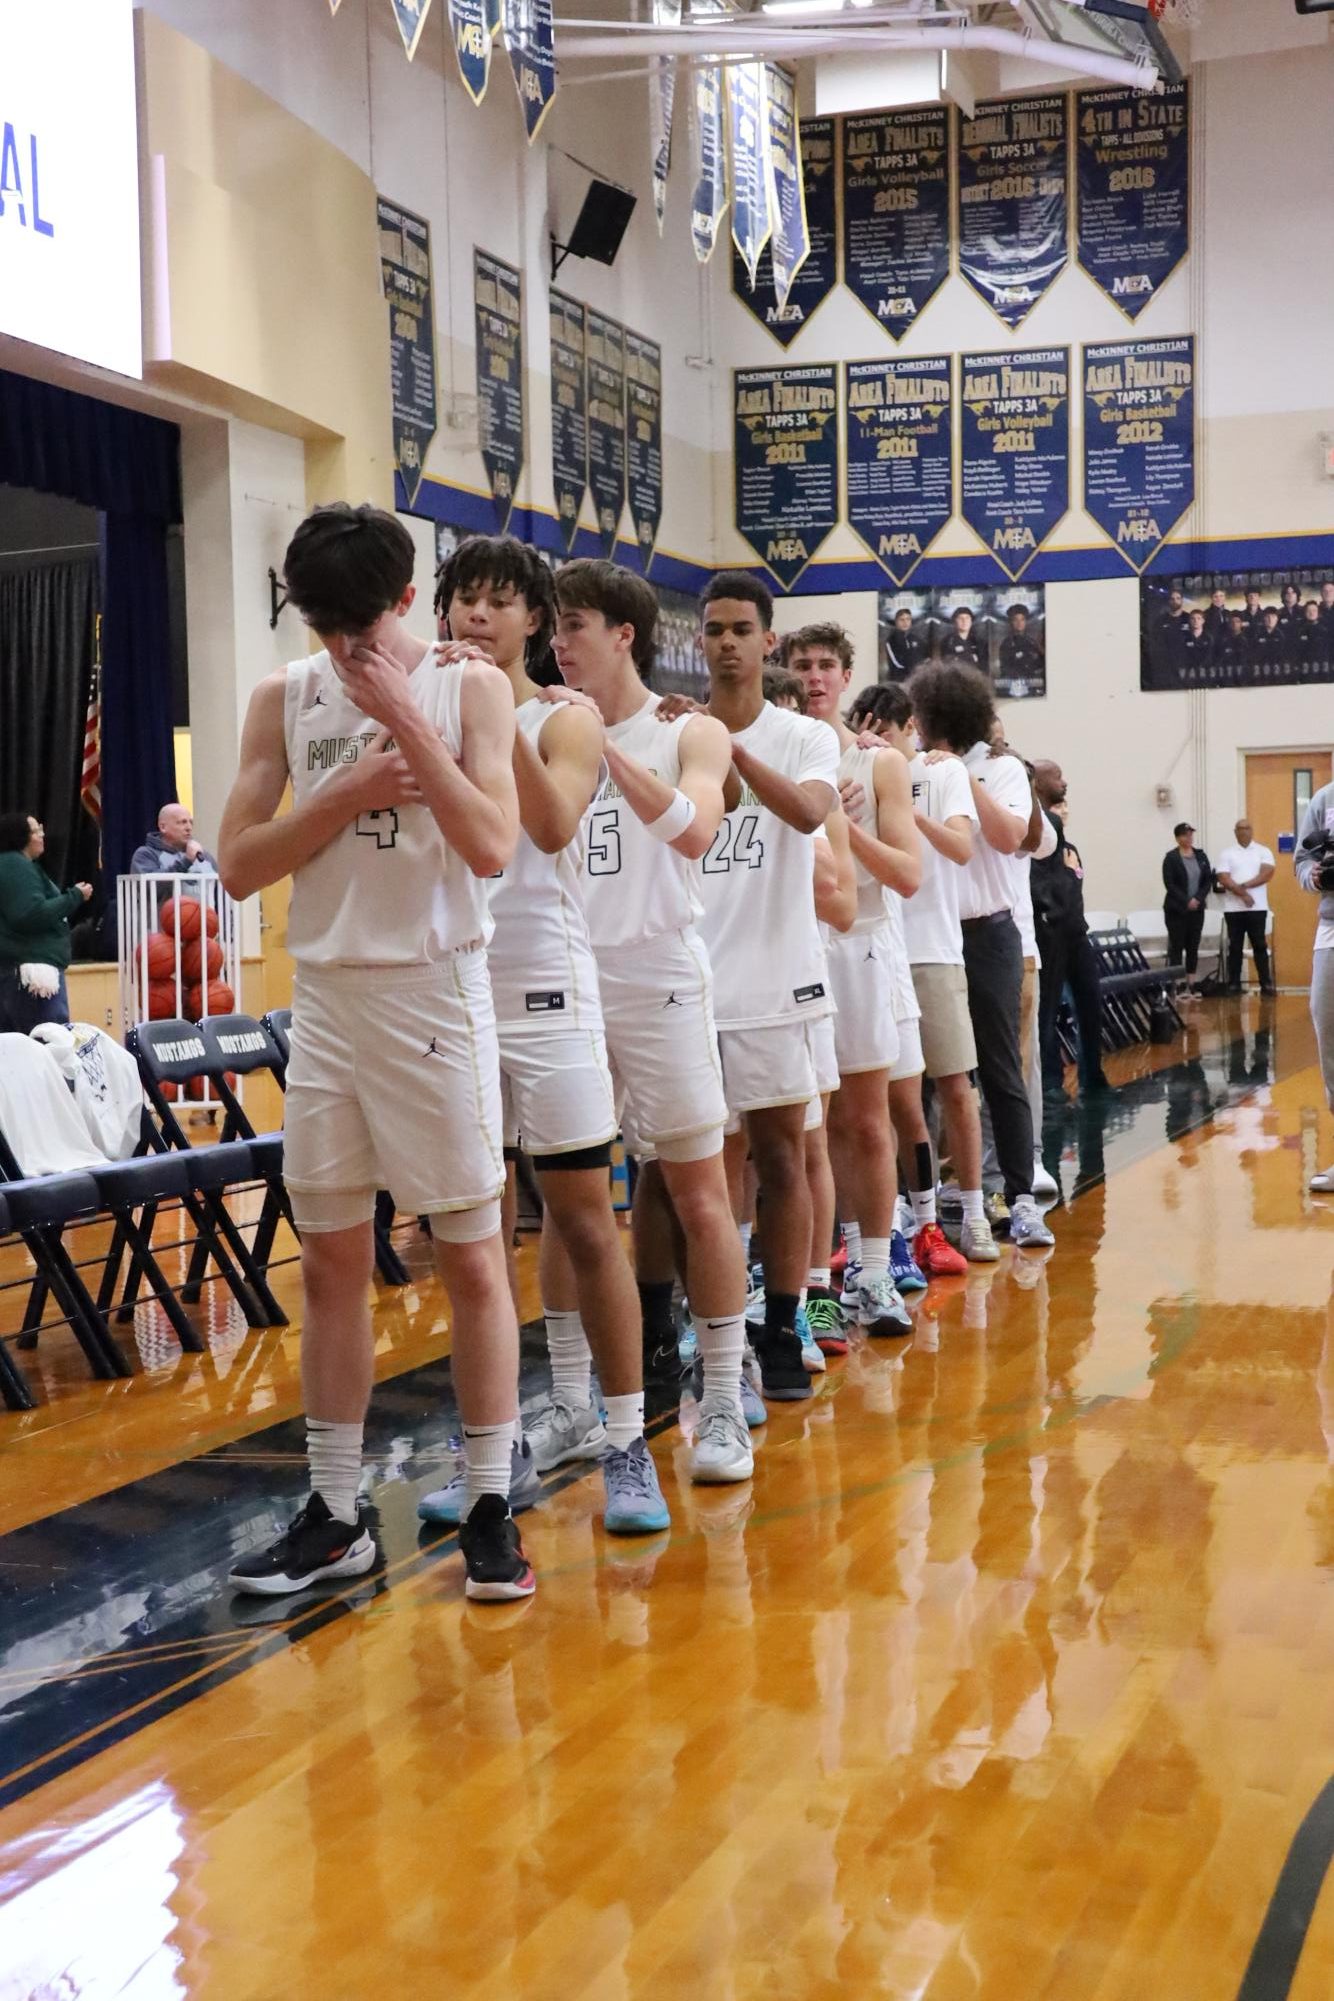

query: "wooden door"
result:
(1245, 750), (1332, 988)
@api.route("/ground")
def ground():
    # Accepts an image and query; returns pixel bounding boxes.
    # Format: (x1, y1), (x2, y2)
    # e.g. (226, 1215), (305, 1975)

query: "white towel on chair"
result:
(18, 963), (60, 999)
(0, 1034), (109, 1176)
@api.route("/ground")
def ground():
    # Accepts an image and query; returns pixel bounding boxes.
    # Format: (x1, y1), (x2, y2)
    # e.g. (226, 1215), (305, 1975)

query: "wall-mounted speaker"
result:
(552, 179), (637, 278)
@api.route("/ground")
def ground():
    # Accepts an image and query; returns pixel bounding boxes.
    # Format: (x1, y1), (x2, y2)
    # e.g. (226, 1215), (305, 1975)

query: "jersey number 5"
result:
(587, 806), (622, 875)
(702, 813), (764, 874)
(356, 809), (400, 850)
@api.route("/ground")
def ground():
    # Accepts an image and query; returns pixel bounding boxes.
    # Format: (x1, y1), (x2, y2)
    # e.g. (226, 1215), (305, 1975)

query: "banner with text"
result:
(503, 0), (556, 142)
(842, 107), (951, 342)
(691, 64), (728, 263)
(732, 117), (836, 348)
(734, 364), (839, 590)
(378, 197), (437, 509)
(625, 330), (664, 573)
(1077, 81), (1188, 318)
(390, 0), (432, 59)
(449, 0), (494, 102)
(957, 95), (1069, 328)
(473, 249), (524, 533)
(649, 32), (678, 233)
(587, 310), (627, 555)
(726, 63), (771, 289)
(549, 290), (587, 553)
(845, 356), (953, 587)
(763, 66), (805, 311)
(1084, 336), (1194, 573)
(960, 347), (1070, 580)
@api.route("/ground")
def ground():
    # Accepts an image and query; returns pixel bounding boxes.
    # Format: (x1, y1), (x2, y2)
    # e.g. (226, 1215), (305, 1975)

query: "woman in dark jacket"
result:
(1162, 821), (1212, 982)
(0, 812), (92, 1032)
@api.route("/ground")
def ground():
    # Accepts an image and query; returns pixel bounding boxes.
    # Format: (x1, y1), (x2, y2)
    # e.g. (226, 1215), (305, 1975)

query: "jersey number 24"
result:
(702, 814), (764, 874)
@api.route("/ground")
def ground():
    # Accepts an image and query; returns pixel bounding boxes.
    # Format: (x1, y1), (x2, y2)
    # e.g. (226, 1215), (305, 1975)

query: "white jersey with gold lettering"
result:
(486, 697), (602, 1032)
(283, 647), (491, 969)
(581, 693), (701, 951)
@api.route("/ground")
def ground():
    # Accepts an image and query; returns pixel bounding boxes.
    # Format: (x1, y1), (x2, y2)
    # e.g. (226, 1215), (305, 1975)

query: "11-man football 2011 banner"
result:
(734, 365), (839, 590)
(845, 357), (952, 587)
(960, 347), (1069, 581)
(1083, 335), (1194, 572)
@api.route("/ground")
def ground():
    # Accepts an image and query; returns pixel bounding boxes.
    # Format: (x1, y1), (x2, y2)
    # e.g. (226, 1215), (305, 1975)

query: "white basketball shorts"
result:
(824, 923), (900, 1077)
(498, 1023), (617, 1158)
(596, 927), (728, 1162)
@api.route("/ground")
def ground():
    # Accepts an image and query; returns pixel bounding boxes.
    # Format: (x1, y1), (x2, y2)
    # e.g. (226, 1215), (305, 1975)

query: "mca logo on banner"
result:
(389, 0), (433, 59)
(503, 0), (557, 141)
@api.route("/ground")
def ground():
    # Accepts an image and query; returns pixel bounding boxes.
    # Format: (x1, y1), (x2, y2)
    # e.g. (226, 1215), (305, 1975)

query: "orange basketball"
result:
(161, 1080), (182, 1103)
(185, 1070), (235, 1103)
(138, 932), (176, 979)
(147, 980), (179, 1020)
(180, 936), (223, 982)
(187, 978), (234, 1019)
(160, 897), (203, 941)
(203, 904), (221, 938)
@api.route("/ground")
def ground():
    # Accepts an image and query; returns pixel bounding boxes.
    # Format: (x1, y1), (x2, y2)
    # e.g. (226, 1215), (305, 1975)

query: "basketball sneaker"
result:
(796, 1306), (827, 1373)
(755, 1326), (814, 1401)
(228, 1493), (376, 1597)
(912, 1221), (968, 1278)
(804, 1287), (849, 1355)
(1009, 1200), (1055, 1251)
(459, 1494), (536, 1602)
(690, 1353), (767, 1429)
(890, 1231), (928, 1293)
(1032, 1155), (1059, 1202)
(417, 1436), (543, 1526)
(1311, 1166), (1334, 1193)
(602, 1437), (672, 1535)
(690, 1404), (755, 1484)
(744, 1265), (767, 1328)
(960, 1216), (1001, 1264)
(984, 1190), (1011, 1237)
(856, 1274), (913, 1337)
(838, 1260), (862, 1310)
(526, 1399), (608, 1473)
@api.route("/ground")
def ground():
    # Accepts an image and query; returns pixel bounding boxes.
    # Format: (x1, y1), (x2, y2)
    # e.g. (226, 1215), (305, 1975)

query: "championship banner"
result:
(841, 108), (951, 343)
(549, 289), (587, 553)
(587, 310), (627, 555)
(957, 95), (1069, 328)
(449, 0), (493, 102)
(726, 63), (771, 289)
(377, 197), (437, 509)
(734, 364), (839, 591)
(389, 0), (432, 59)
(690, 64), (728, 263)
(731, 117), (836, 348)
(625, 330), (664, 573)
(844, 357), (953, 587)
(1077, 81), (1188, 318)
(503, 0), (556, 143)
(649, 0), (681, 234)
(763, 66), (805, 310)
(1083, 336), (1194, 573)
(960, 347), (1070, 581)
(473, 249), (524, 533)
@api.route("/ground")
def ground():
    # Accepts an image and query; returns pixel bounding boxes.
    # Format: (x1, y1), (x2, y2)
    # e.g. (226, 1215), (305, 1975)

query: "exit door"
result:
(1245, 750), (1332, 988)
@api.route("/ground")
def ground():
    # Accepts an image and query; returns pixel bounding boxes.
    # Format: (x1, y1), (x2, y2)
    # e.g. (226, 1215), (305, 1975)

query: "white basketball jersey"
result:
(487, 698), (601, 1031)
(838, 741), (893, 934)
(284, 649), (491, 969)
(695, 703), (839, 1031)
(582, 694), (701, 952)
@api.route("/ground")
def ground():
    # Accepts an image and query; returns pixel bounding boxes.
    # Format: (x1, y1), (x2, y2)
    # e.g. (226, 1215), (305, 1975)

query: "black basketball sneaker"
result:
(755, 1324), (814, 1402)
(228, 1492), (377, 1596)
(459, 1493), (537, 1602)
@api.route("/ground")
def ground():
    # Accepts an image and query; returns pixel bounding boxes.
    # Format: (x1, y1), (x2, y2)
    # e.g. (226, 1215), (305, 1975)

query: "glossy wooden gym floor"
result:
(2, 996), (1333, 2000)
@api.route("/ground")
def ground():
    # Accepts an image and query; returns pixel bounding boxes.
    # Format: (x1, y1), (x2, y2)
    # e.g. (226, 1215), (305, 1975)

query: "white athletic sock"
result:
(842, 1221), (862, 1267)
(462, 1420), (515, 1513)
(807, 1266), (831, 1293)
(604, 1391), (645, 1454)
(738, 1221), (753, 1260)
(307, 1418), (364, 1527)
(861, 1237), (891, 1284)
(911, 1189), (937, 1228)
(545, 1306), (593, 1409)
(960, 1189), (985, 1224)
(699, 1312), (745, 1415)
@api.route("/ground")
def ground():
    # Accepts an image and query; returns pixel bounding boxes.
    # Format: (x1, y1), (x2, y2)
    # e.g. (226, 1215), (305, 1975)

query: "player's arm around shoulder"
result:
(814, 808), (857, 933)
(673, 712), (733, 858)
(520, 699), (603, 855)
(453, 655), (520, 876)
(870, 742), (922, 897)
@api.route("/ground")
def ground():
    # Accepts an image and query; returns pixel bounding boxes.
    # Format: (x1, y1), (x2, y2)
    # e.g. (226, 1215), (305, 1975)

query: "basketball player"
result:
(417, 534), (669, 1536)
(217, 503), (532, 1602)
(693, 573), (840, 1400)
(782, 624), (921, 1334)
(547, 558), (754, 1483)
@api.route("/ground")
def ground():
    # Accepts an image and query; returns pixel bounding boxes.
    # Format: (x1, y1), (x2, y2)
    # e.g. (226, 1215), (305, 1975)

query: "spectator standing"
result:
(1030, 763), (1110, 1098)
(1216, 818), (1276, 994)
(0, 812), (92, 1032)
(1162, 821), (1212, 987)
(131, 804), (217, 882)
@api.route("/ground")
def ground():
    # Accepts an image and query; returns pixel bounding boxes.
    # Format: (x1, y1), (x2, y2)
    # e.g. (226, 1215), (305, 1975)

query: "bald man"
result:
(131, 804), (217, 883)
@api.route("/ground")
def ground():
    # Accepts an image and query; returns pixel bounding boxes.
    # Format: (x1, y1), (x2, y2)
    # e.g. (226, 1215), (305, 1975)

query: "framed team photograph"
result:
(1141, 567), (1334, 690)
(876, 584), (1047, 700)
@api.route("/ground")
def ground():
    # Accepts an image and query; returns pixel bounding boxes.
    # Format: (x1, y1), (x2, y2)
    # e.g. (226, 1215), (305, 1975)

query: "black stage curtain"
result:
(0, 556), (99, 887)
(0, 371), (181, 883)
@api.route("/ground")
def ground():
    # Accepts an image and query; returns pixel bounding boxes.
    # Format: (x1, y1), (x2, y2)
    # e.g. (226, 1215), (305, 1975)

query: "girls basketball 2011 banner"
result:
(378, 197), (437, 509)
(844, 356), (953, 588)
(957, 95), (1069, 327)
(587, 310), (627, 555)
(960, 347), (1070, 580)
(1077, 82), (1188, 317)
(473, 250), (524, 533)
(733, 364), (839, 590)
(731, 117), (837, 348)
(625, 330), (663, 573)
(549, 290), (587, 553)
(1083, 336), (1194, 572)
(841, 108), (950, 343)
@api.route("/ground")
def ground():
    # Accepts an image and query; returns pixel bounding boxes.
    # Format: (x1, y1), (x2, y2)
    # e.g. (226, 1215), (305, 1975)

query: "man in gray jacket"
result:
(130, 804), (217, 882)
(1295, 783), (1334, 1190)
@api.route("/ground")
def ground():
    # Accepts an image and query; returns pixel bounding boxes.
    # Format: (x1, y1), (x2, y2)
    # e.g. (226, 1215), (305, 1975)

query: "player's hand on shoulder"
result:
(853, 729), (885, 753)
(923, 748), (957, 766)
(341, 728), (423, 811)
(539, 683), (605, 726)
(655, 692), (704, 722)
(434, 639), (493, 668)
(839, 776), (867, 820)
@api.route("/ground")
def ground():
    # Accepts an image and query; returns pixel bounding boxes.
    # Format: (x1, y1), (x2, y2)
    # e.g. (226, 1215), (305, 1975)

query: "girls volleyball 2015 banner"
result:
(841, 107), (950, 343)
(844, 357), (953, 588)
(733, 364), (839, 591)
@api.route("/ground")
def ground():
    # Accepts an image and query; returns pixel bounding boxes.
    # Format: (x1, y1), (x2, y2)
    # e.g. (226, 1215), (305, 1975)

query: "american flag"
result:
(81, 656), (102, 825)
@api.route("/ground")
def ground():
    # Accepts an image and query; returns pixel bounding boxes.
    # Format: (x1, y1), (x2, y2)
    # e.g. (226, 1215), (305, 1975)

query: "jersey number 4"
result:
(356, 809), (400, 850)
(587, 806), (622, 875)
(702, 813), (764, 874)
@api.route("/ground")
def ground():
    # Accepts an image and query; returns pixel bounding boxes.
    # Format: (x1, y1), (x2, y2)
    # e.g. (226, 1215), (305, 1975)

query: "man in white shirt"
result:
(911, 663), (1055, 1253)
(1217, 818), (1276, 994)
